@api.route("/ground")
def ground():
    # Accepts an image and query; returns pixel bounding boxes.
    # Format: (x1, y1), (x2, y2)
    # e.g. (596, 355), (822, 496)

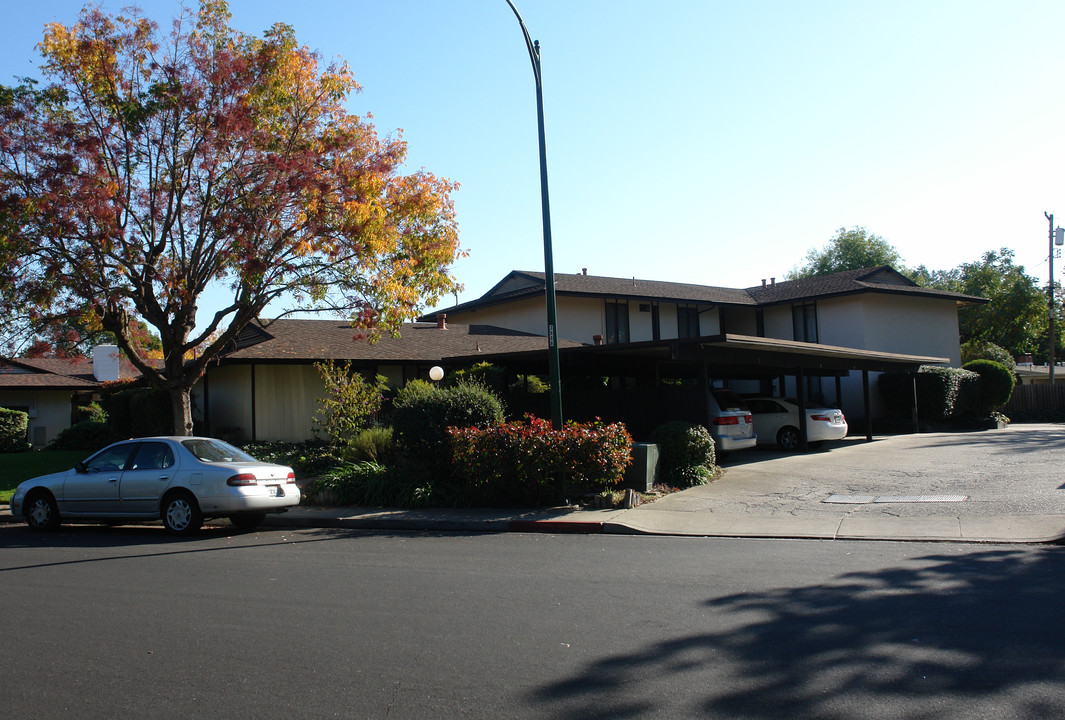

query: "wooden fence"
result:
(1003, 383), (1065, 415)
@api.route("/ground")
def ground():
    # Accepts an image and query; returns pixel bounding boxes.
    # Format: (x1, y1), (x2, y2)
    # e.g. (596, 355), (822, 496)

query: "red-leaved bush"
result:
(448, 415), (633, 505)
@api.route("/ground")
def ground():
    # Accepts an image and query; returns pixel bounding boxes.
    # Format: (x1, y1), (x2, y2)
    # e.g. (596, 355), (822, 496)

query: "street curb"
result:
(508, 519), (604, 534)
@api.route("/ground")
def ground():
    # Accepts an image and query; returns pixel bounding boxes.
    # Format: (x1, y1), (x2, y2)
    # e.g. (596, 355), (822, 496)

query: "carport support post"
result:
(797, 368), (809, 452)
(911, 375), (920, 434)
(862, 370), (872, 441)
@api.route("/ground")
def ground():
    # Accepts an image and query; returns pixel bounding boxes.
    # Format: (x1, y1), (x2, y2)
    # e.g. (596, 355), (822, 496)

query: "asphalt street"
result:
(2, 525), (1064, 719)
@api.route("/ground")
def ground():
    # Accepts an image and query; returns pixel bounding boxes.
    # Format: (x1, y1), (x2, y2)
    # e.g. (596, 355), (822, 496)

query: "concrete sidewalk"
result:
(6, 424), (1065, 543)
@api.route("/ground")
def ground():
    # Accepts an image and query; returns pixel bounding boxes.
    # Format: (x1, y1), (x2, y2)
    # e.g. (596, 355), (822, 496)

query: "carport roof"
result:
(450, 333), (949, 378)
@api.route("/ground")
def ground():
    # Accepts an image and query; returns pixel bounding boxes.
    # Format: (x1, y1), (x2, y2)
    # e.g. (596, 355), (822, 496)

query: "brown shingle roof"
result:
(0, 358), (99, 390)
(424, 267), (983, 320)
(745, 266), (986, 305)
(219, 319), (584, 362)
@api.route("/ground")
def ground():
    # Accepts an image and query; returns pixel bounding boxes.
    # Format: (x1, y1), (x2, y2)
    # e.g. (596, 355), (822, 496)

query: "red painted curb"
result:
(508, 520), (604, 534)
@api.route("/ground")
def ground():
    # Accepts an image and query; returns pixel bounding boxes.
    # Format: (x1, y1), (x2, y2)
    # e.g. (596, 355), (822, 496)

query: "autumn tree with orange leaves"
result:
(0, 1), (461, 434)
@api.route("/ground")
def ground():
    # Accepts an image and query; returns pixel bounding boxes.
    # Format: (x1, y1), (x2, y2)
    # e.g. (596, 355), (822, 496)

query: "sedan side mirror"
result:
(74, 461), (87, 474)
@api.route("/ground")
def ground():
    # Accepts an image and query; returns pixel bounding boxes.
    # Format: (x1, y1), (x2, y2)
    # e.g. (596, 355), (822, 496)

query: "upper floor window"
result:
(792, 302), (818, 342)
(605, 301), (630, 344)
(677, 305), (700, 339)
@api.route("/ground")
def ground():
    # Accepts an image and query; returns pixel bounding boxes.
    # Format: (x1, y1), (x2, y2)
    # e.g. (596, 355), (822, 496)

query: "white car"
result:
(744, 397), (848, 451)
(10, 436), (300, 534)
(709, 389), (758, 453)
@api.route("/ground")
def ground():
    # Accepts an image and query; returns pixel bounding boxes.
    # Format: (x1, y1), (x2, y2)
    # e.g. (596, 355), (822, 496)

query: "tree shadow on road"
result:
(529, 547), (1065, 719)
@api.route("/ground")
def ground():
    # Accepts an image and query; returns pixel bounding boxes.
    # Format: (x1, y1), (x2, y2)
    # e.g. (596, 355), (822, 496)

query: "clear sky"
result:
(4, 0), (1065, 327)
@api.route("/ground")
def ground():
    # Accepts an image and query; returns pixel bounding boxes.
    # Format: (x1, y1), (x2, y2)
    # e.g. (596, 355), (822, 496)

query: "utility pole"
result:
(1046, 212), (1064, 383)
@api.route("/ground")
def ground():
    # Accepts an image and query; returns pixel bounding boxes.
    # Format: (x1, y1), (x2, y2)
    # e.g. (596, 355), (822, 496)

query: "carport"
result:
(456, 332), (948, 447)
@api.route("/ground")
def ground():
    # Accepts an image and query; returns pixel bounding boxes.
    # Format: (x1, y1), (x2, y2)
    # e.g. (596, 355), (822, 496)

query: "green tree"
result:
(786, 226), (904, 279)
(924, 249), (1045, 359)
(0, 1), (461, 434)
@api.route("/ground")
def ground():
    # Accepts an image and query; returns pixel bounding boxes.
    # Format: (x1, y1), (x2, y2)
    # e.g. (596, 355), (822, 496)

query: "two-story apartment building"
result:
(429, 266), (984, 428)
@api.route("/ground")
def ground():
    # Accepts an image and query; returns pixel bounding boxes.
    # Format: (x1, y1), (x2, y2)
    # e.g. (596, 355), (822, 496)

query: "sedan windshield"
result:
(182, 438), (258, 463)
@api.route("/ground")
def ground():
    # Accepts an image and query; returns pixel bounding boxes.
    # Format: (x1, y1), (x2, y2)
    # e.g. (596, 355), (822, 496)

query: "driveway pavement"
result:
(610, 423), (1065, 542)
(5, 424), (1065, 543)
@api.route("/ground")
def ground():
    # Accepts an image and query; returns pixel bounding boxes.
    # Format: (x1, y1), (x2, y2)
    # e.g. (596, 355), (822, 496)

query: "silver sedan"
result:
(9, 436), (300, 534)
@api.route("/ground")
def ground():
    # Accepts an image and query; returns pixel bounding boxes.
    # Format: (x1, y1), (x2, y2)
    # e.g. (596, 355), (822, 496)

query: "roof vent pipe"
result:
(436, 314), (447, 330)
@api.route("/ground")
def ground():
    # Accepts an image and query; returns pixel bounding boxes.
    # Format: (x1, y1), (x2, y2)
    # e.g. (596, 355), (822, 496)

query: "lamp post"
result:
(505, 0), (563, 430)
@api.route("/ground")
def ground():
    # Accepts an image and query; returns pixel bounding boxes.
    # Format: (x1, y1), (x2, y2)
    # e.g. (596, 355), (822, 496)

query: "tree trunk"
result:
(170, 385), (194, 436)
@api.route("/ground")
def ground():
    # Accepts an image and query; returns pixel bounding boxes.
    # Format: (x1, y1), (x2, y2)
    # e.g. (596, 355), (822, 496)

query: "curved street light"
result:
(505, 0), (563, 430)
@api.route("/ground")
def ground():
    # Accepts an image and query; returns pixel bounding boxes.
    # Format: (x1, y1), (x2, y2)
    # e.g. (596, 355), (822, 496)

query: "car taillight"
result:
(744, 414), (752, 424)
(810, 414), (832, 422)
(713, 416), (739, 426)
(227, 473), (258, 486)
(286, 471), (296, 484)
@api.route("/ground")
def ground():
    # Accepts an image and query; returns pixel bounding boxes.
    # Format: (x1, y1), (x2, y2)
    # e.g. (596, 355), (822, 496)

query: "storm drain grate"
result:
(873, 495), (968, 503)
(824, 494), (968, 504)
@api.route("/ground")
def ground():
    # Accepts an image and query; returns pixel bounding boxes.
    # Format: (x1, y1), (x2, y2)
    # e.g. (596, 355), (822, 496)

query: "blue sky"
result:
(4, 0), (1065, 327)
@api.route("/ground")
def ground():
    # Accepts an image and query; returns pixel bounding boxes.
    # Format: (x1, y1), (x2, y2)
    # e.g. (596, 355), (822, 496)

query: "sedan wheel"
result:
(26, 492), (60, 531)
(777, 426), (801, 452)
(162, 492), (203, 535)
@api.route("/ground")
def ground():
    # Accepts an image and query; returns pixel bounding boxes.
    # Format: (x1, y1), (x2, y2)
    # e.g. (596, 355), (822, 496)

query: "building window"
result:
(792, 302), (818, 343)
(677, 305), (700, 338)
(605, 301), (630, 344)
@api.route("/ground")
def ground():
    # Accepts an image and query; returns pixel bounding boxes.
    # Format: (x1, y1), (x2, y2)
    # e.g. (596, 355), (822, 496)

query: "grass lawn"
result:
(1, 450), (86, 503)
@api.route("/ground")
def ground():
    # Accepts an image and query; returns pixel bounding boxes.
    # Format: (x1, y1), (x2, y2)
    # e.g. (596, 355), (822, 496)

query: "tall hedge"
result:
(878, 366), (978, 423)
(102, 386), (173, 436)
(0, 407), (30, 452)
(961, 359), (1014, 415)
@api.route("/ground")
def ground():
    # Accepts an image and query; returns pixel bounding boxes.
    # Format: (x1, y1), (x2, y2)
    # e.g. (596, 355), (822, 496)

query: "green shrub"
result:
(344, 426), (394, 464)
(99, 382), (142, 437)
(312, 362), (389, 447)
(73, 401), (108, 425)
(961, 340), (1017, 373)
(309, 461), (431, 508)
(129, 388), (174, 435)
(0, 408), (30, 453)
(878, 366), (978, 423)
(650, 421), (716, 487)
(100, 384), (174, 435)
(238, 440), (340, 477)
(47, 421), (118, 452)
(449, 416), (633, 505)
(961, 359), (1015, 415)
(392, 380), (504, 476)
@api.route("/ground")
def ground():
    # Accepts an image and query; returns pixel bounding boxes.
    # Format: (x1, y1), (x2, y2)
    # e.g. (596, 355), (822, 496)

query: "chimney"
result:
(770, 277), (776, 286)
(93, 344), (121, 382)
(593, 334), (604, 346)
(761, 279), (767, 288)
(582, 268), (587, 275)
(436, 314), (447, 330)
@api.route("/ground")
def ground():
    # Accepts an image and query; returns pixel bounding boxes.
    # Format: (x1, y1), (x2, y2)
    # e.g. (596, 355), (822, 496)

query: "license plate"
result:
(267, 485), (282, 497)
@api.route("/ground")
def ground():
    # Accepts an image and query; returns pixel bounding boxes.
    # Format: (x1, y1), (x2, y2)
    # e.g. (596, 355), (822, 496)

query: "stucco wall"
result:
(447, 295), (603, 344)
(0, 390), (73, 447)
